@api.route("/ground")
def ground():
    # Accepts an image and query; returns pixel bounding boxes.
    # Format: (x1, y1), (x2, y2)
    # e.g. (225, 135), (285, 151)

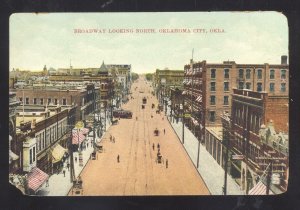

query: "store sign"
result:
(184, 113), (191, 118)
(271, 173), (280, 185)
(231, 155), (244, 160)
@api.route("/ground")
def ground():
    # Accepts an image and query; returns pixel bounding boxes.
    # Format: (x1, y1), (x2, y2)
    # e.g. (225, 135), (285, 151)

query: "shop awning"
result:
(72, 129), (86, 144)
(9, 150), (19, 161)
(248, 181), (274, 195)
(51, 144), (68, 164)
(27, 167), (49, 192)
(81, 128), (89, 135)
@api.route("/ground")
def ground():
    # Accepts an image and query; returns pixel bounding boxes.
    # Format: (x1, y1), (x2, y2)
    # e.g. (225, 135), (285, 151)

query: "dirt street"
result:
(69, 76), (210, 195)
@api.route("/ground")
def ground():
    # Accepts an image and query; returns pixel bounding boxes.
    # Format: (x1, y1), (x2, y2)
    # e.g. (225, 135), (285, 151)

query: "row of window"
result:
(210, 96), (229, 105)
(35, 119), (68, 153)
(19, 97), (68, 105)
(210, 69), (287, 80)
(210, 82), (286, 92)
(29, 146), (36, 165)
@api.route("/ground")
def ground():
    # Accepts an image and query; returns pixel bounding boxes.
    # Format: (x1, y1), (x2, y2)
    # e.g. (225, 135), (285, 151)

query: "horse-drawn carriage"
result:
(95, 144), (104, 153)
(112, 119), (119, 125)
(151, 103), (155, 109)
(142, 97), (147, 104)
(156, 151), (164, 164)
(154, 128), (160, 136)
(72, 176), (83, 195)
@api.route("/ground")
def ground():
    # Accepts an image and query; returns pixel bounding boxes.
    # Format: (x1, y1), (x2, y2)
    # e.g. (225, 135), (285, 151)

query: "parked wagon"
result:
(154, 128), (160, 136)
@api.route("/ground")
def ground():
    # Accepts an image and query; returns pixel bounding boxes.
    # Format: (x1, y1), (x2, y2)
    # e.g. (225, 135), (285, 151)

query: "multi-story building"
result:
(13, 84), (97, 122)
(183, 56), (288, 142)
(154, 69), (184, 107)
(222, 88), (288, 194)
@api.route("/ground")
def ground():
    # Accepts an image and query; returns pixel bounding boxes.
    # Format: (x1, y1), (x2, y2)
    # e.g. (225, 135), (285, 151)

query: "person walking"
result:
(163, 129), (165, 135)
(46, 179), (49, 187)
(67, 162), (70, 171)
(166, 159), (168, 168)
(63, 169), (66, 177)
(113, 137), (115, 143)
(117, 155), (120, 163)
(157, 143), (160, 150)
(75, 157), (77, 163)
(152, 143), (155, 151)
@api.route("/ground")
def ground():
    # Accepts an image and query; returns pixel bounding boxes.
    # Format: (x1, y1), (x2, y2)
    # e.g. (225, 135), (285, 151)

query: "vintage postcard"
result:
(9, 12), (288, 196)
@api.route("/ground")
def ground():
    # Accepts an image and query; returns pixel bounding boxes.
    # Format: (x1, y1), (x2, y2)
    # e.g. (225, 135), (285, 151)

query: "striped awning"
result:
(51, 144), (68, 164)
(81, 128), (89, 135)
(27, 167), (49, 192)
(248, 181), (274, 195)
(9, 150), (19, 161)
(72, 129), (86, 144)
(196, 95), (202, 102)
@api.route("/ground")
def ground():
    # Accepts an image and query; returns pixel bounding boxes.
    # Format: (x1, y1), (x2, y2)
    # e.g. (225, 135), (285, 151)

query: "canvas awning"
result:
(9, 150), (19, 164)
(27, 167), (49, 192)
(51, 144), (68, 164)
(248, 181), (274, 195)
(72, 129), (86, 144)
(80, 128), (89, 135)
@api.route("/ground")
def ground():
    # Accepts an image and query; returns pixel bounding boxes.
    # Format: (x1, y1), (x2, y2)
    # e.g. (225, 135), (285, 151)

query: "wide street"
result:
(69, 76), (210, 195)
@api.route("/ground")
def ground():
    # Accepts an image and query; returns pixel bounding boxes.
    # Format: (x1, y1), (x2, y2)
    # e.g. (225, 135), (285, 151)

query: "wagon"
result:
(112, 119), (119, 125)
(154, 128), (160, 136)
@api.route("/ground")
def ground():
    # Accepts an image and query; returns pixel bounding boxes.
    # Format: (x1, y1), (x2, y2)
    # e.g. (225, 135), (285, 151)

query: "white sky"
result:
(10, 12), (288, 74)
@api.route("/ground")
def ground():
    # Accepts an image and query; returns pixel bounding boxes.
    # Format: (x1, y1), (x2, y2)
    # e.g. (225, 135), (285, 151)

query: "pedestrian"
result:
(117, 155), (120, 163)
(75, 157), (77, 163)
(87, 142), (89, 147)
(136, 116), (138, 120)
(166, 159), (168, 168)
(63, 169), (66, 177)
(110, 135), (112, 142)
(152, 143), (155, 151)
(157, 143), (160, 149)
(46, 179), (49, 187)
(164, 129), (165, 135)
(113, 137), (115, 143)
(67, 163), (70, 171)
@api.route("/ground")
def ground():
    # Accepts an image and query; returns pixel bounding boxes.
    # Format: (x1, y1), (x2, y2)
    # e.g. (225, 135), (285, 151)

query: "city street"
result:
(69, 77), (210, 195)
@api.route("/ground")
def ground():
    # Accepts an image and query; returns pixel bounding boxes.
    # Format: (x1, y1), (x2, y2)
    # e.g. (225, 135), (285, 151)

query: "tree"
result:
(131, 72), (139, 81)
(145, 73), (153, 81)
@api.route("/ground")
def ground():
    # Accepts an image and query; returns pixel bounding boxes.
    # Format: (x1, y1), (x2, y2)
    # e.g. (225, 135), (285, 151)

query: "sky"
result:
(10, 12), (288, 74)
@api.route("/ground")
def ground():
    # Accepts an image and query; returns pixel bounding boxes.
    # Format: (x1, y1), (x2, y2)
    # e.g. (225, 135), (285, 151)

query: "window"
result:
(224, 69), (229, 79)
(224, 96), (229, 105)
(33, 98), (37, 104)
(239, 69), (244, 78)
(48, 98), (51, 105)
(210, 96), (216, 105)
(63, 98), (67, 105)
(26, 97), (29, 104)
(270, 83), (275, 92)
(246, 69), (251, 79)
(257, 83), (262, 92)
(270, 69), (275, 79)
(211, 69), (216, 79)
(281, 70), (286, 79)
(257, 69), (262, 79)
(40, 98), (44, 105)
(19, 97), (23, 102)
(239, 82), (244, 89)
(224, 82), (229, 91)
(211, 82), (216, 91)
(54, 98), (58, 105)
(281, 83), (286, 92)
(246, 82), (251, 90)
(209, 111), (215, 122)
(33, 147), (35, 162)
(29, 148), (32, 164)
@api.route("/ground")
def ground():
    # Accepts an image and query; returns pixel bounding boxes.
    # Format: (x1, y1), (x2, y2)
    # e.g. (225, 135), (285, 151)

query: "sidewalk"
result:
(37, 112), (112, 196)
(165, 107), (244, 195)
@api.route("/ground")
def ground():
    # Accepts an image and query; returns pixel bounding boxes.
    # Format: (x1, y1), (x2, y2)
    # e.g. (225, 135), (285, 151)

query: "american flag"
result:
(72, 129), (86, 144)
(248, 181), (274, 195)
(27, 167), (49, 192)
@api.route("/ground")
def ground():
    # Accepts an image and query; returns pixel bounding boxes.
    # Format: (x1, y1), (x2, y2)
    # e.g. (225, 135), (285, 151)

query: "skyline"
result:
(10, 12), (288, 73)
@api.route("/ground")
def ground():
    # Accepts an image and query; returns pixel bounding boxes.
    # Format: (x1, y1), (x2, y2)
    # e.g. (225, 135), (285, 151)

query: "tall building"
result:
(183, 56), (289, 141)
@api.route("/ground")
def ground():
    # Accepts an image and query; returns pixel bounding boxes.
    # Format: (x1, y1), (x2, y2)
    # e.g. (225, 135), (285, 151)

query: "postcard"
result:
(8, 12), (288, 196)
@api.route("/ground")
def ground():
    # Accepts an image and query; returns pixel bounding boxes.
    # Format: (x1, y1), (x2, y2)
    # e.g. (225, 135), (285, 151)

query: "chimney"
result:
(281, 55), (288, 65)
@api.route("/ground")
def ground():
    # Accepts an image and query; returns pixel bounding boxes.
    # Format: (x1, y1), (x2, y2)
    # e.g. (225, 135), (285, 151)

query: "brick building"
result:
(183, 56), (288, 143)
(222, 88), (288, 194)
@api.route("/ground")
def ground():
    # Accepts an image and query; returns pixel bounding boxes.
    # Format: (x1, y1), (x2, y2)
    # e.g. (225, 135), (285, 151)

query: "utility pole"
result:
(182, 95), (185, 144)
